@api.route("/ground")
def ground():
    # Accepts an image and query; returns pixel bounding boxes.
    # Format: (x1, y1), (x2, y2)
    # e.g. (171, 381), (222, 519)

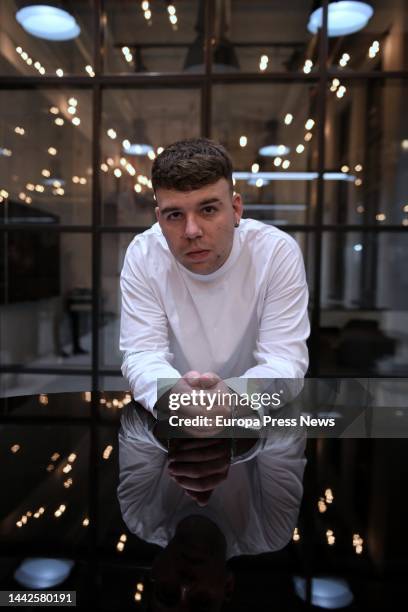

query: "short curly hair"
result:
(151, 138), (233, 193)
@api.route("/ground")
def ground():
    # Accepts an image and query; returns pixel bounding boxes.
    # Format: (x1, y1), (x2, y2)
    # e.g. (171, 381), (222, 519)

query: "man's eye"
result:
(201, 206), (216, 215)
(167, 212), (182, 220)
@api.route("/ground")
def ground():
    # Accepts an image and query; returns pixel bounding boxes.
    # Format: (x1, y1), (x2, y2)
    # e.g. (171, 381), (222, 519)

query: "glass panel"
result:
(0, 374), (91, 401)
(287, 231), (314, 304)
(0, 422), (90, 551)
(320, 232), (408, 376)
(0, 232), (92, 368)
(98, 391), (132, 421)
(0, 90), (92, 225)
(100, 232), (135, 371)
(229, 0), (320, 73)
(0, 0), (94, 77)
(213, 83), (320, 225)
(327, 0), (408, 71)
(0, 390), (91, 416)
(101, 88), (200, 225)
(324, 80), (408, 225)
(104, 0), (199, 73)
(99, 374), (129, 395)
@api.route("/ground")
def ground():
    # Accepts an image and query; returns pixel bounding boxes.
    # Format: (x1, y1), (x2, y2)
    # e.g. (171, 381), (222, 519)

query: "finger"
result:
(168, 457), (229, 478)
(173, 473), (228, 492)
(183, 370), (202, 387)
(198, 372), (221, 388)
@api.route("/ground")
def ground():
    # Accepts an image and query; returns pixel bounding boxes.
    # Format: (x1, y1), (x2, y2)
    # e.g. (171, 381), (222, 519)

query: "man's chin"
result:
(182, 260), (216, 275)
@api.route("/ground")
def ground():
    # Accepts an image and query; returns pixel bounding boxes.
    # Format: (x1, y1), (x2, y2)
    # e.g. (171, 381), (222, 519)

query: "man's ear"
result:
(232, 192), (243, 224)
(155, 206), (160, 223)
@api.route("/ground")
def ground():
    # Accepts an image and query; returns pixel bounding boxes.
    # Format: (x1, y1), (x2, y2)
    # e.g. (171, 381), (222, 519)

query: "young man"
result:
(120, 138), (310, 416)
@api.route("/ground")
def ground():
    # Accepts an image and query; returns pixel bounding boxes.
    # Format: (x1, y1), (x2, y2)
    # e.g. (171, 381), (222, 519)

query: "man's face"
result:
(155, 178), (243, 275)
(150, 516), (233, 611)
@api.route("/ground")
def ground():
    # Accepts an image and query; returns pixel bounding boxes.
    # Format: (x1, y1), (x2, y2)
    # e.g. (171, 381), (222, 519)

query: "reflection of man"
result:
(120, 138), (310, 414)
(117, 403), (306, 610)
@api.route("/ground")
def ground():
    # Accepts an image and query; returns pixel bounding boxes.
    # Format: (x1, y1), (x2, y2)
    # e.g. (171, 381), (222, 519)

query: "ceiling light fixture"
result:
(16, 5), (80, 41)
(234, 171), (356, 182)
(14, 558), (74, 589)
(294, 576), (353, 609)
(308, 1), (373, 37)
(259, 144), (290, 157)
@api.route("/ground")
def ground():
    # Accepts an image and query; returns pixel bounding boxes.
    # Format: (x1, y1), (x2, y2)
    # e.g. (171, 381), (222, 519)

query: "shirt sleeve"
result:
(243, 237), (310, 380)
(117, 405), (167, 538)
(120, 242), (182, 415)
(254, 433), (306, 551)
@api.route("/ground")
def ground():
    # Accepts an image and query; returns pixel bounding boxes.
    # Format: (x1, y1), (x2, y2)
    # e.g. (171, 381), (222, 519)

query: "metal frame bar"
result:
(1, 224), (407, 233)
(1, 71), (407, 89)
(309, 2), (329, 376)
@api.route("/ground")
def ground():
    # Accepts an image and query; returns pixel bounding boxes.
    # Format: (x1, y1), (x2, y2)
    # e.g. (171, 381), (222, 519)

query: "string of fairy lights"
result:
(11, 387), (402, 607)
(257, 38), (380, 74)
(7, 391), (144, 602)
(10, 392), (366, 556)
(15, 43), (95, 79)
(138, 1), (178, 30)
(292, 486), (364, 555)
(2, 21), (407, 225)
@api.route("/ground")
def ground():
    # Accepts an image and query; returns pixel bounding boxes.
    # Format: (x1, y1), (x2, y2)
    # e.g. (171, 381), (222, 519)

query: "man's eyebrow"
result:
(160, 198), (222, 215)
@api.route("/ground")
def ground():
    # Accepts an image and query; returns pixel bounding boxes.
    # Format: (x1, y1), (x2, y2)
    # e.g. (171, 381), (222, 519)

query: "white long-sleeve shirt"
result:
(117, 403), (306, 559)
(120, 218), (310, 414)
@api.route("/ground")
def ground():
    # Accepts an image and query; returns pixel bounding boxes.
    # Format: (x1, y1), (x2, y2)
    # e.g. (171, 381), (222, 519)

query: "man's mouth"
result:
(185, 249), (210, 261)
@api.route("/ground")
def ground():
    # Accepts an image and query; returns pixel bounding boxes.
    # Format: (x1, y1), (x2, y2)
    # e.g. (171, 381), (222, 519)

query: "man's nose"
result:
(184, 215), (203, 239)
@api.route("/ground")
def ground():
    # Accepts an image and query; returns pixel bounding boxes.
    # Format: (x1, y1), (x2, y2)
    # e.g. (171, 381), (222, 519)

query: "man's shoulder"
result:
(124, 223), (169, 261)
(121, 223), (173, 280)
(240, 218), (301, 256)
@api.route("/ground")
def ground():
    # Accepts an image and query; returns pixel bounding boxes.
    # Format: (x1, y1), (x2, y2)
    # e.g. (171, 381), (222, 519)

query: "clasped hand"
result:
(167, 370), (233, 506)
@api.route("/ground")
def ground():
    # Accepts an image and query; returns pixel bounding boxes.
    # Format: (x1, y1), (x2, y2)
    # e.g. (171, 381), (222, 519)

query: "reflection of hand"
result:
(174, 371), (235, 437)
(167, 438), (231, 506)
